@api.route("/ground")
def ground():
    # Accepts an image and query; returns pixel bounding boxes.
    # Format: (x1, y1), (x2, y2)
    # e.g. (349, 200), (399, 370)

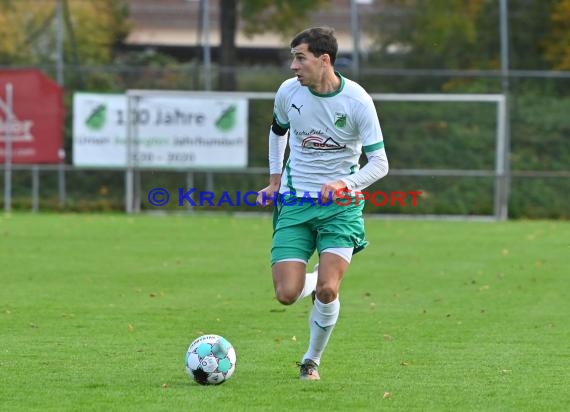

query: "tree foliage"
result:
(0, 0), (54, 64)
(375, 0), (569, 72)
(544, 0), (570, 69)
(0, 0), (129, 66)
(376, 0), (489, 69)
(64, 0), (130, 64)
(240, 0), (330, 39)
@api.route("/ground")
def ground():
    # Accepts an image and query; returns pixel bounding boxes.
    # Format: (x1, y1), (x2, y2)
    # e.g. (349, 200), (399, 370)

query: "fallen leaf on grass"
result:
(383, 392), (392, 399)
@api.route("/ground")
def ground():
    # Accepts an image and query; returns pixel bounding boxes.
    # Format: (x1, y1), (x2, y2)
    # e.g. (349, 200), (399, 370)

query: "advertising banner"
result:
(0, 70), (64, 163)
(73, 92), (248, 168)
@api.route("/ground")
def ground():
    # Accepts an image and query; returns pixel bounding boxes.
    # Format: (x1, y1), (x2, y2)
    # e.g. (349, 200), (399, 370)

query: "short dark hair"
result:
(290, 27), (338, 65)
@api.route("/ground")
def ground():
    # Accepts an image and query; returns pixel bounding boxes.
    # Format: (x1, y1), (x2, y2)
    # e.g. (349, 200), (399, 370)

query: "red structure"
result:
(0, 69), (64, 163)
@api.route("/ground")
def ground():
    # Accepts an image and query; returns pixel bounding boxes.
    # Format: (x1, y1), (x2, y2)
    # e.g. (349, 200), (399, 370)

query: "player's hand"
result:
(320, 180), (348, 204)
(256, 184), (280, 207)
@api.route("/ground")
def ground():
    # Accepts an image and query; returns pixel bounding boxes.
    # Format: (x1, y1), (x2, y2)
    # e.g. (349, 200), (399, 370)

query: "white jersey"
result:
(274, 73), (385, 198)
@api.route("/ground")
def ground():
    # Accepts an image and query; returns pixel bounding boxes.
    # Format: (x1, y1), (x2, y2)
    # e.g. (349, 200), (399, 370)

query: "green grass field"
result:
(0, 214), (568, 412)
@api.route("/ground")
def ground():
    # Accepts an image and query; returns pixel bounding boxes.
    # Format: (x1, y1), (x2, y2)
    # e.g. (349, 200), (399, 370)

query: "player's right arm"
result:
(257, 83), (291, 207)
(256, 116), (289, 206)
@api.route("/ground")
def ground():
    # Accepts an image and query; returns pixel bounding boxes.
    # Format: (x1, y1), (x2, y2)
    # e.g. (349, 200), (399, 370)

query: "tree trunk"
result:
(219, 0), (237, 91)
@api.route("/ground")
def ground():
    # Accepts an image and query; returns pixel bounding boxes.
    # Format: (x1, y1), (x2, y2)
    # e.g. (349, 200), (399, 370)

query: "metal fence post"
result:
(186, 171), (195, 212)
(125, 94), (136, 213)
(3, 83), (13, 213)
(493, 96), (508, 221)
(32, 165), (39, 212)
(499, 0), (511, 220)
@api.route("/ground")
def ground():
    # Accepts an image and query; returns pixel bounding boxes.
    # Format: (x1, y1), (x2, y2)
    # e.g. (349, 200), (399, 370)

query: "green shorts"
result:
(271, 196), (369, 265)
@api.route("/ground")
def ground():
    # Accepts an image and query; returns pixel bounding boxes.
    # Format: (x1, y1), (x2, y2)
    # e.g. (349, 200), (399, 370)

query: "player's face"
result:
(290, 43), (325, 88)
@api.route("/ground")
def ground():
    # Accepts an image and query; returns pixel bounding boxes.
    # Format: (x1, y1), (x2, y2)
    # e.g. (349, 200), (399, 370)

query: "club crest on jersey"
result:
(301, 135), (346, 151)
(334, 112), (347, 128)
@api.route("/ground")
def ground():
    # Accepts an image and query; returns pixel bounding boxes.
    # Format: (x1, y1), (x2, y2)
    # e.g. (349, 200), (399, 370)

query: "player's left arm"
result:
(321, 148), (388, 203)
(341, 98), (389, 192)
(341, 148), (388, 190)
(320, 98), (388, 202)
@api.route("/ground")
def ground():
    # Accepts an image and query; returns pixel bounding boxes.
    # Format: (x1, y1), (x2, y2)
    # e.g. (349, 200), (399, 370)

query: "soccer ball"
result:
(185, 334), (237, 385)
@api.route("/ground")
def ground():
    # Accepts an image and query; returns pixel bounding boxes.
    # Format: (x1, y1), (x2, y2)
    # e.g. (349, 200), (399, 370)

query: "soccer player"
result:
(256, 27), (389, 380)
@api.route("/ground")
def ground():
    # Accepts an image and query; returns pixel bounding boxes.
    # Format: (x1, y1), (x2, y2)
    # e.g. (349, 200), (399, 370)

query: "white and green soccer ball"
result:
(185, 334), (237, 385)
